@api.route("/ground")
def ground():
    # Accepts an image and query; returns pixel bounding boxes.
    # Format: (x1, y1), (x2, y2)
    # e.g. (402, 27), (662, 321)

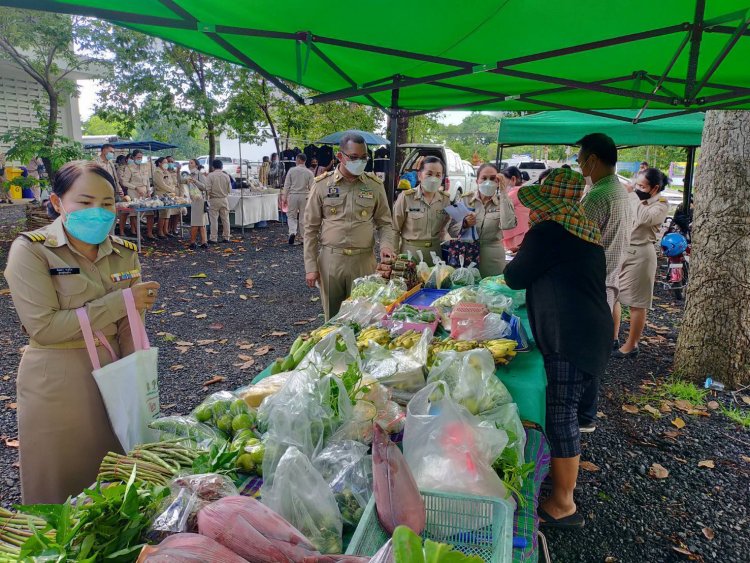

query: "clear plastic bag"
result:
(190, 391), (256, 440)
(476, 288), (514, 316)
(426, 348), (513, 415)
(151, 473), (239, 537)
(262, 446), (343, 554)
(450, 256), (481, 287)
(372, 277), (407, 306)
(453, 312), (511, 342)
(416, 250), (430, 285)
(299, 325), (361, 377)
(361, 328), (432, 391)
(313, 440), (372, 529)
(329, 299), (387, 331)
(425, 255), (454, 289)
(479, 402), (527, 472)
(479, 274), (526, 308)
(149, 416), (227, 450)
(403, 381), (512, 502)
(350, 273), (386, 301)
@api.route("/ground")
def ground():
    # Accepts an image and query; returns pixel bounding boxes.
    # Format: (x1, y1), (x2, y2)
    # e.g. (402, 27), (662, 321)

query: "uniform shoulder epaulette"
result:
(659, 196), (668, 203)
(403, 188), (415, 195)
(19, 232), (46, 242)
(110, 235), (138, 252)
(315, 170), (334, 182)
(364, 171), (384, 184)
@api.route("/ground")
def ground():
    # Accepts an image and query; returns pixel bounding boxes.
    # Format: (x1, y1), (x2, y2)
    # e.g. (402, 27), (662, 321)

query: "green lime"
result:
(232, 413), (254, 433)
(236, 453), (256, 473)
(249, 444), (265, 465)
(211, 400), (232, 420)
(230, 399), (249, 416)
(194, 405), (212, 423)
(216, 414), (233, 434)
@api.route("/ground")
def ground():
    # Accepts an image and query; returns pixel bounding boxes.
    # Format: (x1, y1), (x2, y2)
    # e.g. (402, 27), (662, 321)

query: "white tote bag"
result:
(76, 288), (160, 452)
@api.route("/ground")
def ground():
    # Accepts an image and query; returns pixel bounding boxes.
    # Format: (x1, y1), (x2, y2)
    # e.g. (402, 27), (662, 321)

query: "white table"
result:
(228, 190), (280, 227)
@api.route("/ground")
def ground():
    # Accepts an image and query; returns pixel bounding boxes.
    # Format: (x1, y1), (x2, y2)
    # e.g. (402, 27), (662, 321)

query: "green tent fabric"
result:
(498, 110), (705, 147)
(5, 0), (750, 116)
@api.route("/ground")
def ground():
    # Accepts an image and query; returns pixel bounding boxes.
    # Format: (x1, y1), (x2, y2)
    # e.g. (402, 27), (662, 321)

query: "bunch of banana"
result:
(484, 338), (518, 365)
(356, 326), (392, 350)
(311, 325), (337, 340)
(388, 329), (422, 350)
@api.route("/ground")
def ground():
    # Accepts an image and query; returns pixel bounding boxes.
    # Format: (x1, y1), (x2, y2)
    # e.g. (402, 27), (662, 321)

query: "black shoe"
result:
(156, 235), (167, 240)
(145, 235), (157, 241)
(612, 339), (620, 351)
(579, 423), (597, 433)
(167, 233), (178, 238)
(288, 234), (295, 245)
(222, 238), (231, 243)
(612, 347), (639, 359)
(200, 244), (208, 249)
(189, 243), (198, 250)
(208, 240), (216, 244)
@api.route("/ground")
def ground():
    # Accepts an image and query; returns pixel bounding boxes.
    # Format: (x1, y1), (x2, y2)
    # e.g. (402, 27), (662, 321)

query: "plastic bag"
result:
(372, 277), (408, 306)
(479, 274), (526, 308)
(313, 440), (372, 528)
(361, 328), (431, 391)
(450, 256), (481, 287)
(425, 255), (454, 289)
(151, 473), (238, 537)
(426, 349), (513, 415)
(299, 325), (361, 377)
(453, 312), (511, 341)
(359, 379), (406, 434)
(190, 391), (257, 440)
(149, 416), (227, 450)
(416, 250), (430, 285)
(350, 274), (386, 300)
(236, 372), (292, 408)
(262, 446), (343, 554)
(330, 400), (378, 444)
(476, 288), (514, 316)
(479, 402), (526, 472)
(329, 298), (387, 331)
(403, 381), (511, 501)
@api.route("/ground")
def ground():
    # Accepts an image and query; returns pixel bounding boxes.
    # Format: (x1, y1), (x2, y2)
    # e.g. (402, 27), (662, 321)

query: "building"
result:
(0, 54), (94, 154)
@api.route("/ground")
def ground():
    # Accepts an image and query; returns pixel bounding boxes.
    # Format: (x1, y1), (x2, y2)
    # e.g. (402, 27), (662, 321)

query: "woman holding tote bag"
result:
(4, 161), (160, 504)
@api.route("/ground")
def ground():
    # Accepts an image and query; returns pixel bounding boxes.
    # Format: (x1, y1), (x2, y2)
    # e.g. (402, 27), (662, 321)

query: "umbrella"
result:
(317, 130), (389, 146)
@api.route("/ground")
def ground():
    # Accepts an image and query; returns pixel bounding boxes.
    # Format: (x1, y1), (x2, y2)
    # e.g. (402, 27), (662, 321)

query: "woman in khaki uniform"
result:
(613, 168), (670, 358)
(187, 159), (209, 249)
(4, 161), (160, 503)
(392, 156), (450, 265)
(153, 157), (177, 238)
(448, 162), (516, 277)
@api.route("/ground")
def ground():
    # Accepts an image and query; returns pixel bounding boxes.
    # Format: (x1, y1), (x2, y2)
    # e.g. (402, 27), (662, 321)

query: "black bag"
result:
(204, 200), (210, 213)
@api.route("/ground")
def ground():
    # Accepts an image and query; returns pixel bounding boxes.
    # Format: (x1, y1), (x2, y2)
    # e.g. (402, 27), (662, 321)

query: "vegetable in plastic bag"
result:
(416, 250), (430, 285)
(350, 273), (386, 300)
(149, 416), (227, 450)
(137, 532), (248, 563)
(372, 277), (408, 306)
(361, 328), (432, 391)
(449, 256), (481, 288)
(299, 326), (361, 377)
(329, 298), (387, 331)
(191, 391), (257, 439)
(426, 349), (513, 415)
(313, 440), (373, 528)
(479, 274), (526, 308)
(425, 254), (454, 289)
(262, 446), (343, 554)
(452, 312), (510, 342)
(403, 381), (512, 502)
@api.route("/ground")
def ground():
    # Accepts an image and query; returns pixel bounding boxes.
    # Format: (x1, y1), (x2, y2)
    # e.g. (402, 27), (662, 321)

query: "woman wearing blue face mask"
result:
(447, 162), (517, 276)
(4, 160), (161, 503)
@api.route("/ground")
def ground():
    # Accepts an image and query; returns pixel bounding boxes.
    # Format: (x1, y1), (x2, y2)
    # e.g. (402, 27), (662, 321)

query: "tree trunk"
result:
(43, 90), (59, 175)
(673, 110), (750, 388)
(207, 119), (216, 172)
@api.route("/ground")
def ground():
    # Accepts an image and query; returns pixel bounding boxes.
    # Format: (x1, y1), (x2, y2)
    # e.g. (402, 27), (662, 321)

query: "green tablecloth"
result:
(251, 308), (546, 427)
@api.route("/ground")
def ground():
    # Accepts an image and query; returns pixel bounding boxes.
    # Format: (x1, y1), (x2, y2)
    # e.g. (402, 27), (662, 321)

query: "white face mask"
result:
(344, 159), (367, 176)
(421, 176), (441, 193)
(478, 180), (497, 197)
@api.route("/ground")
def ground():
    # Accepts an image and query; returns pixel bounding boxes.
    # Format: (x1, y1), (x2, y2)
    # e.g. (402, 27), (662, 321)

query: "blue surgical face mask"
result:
(105, 152), (115, 161)
(62, 204), (116, 245)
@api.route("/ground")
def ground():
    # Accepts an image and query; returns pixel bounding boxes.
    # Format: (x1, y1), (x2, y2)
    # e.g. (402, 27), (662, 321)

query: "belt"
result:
(404, 239), (435, 247)
(322, 246), (371, 256)
(29, 334), (116, 350)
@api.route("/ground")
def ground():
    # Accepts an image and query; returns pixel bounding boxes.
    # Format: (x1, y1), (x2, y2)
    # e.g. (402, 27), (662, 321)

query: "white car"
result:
(399, 144), (477, 201)
(196, 155), (250, 185)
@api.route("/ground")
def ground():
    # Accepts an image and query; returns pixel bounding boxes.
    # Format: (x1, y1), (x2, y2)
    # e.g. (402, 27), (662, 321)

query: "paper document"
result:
(444, 201), (478, 242)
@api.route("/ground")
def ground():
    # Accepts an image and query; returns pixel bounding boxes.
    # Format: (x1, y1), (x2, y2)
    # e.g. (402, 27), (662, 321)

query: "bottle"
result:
(704, 377), (725, 391)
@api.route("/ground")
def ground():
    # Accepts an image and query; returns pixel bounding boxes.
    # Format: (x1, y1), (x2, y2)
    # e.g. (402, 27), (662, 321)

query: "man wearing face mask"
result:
(303, 131), (396, 320)
(576, 133), (633, 434)
(392, 155), (450, 265)
(282, 153), (315, 245)
(94, 144), (128, 234)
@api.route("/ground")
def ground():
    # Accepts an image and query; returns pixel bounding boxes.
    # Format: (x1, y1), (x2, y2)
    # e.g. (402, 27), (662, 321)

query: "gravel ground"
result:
(0, 203), (748, 562)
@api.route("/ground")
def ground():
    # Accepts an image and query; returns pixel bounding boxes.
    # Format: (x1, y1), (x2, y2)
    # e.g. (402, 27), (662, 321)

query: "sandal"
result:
(538, 507), (585, 529)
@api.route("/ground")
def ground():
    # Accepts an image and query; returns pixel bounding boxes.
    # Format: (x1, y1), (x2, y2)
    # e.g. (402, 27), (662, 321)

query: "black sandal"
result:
(538, 507), (585, 529)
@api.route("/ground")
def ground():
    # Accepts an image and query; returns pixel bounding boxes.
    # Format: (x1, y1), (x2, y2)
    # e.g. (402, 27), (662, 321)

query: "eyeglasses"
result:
(341, 151), (369, 162)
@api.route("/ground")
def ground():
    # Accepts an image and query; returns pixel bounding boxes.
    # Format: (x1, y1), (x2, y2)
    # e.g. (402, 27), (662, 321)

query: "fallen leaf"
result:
(204, 281), (214, 286)
(150, 309), (166, 314)
(674, 399), (693, 412)
(4, 437), (19, 448)
(190, 273), (208, 278)
(204, 348), (219, 354)
(707, 400), (720, 410)
(741, 455), (750, 463)
(2, 376), (9, 381)
(659, 402), (673, 413)
(160, 403), (177, 410)
(664, 430), (680, 439)
(239, 295), (248, 301)
(0, 395), (10, 401)
(238, 354), (254, 362)
(643, 405), (661, 418)
(169, 365), (185, 371)
(209, 323), (224, 330)
(0, 288), (11, 296)
(175, 341), (194, 347)
(239, 360), (255, 370)
(245, 278), (254, 289)
(254, 345), (271, 356)
(671, 417), (686, 429)
(7, 403), (17, 410)
(687, 409), (710, 417)
(223, 248), (234, 254)
(702, 527), (715, 540)
(649, 463), (669, 479)
(697, 459), (715, 469)
(622, 404), (639, 414)
(238, 344), (255, 350)
(195, 314), (207, 319)
(202, 375), (225, 387)
(270, 331), (288, 337)
(196, 339), (217, 346)
(672, 546), (693, 557)
(176, 346), (191, 354)
(741, 395), (750, 406)
(219, 339), (228, 345)
(596, 411), (607, 419)
(293, 320), (308, 325)
(171, 312), (185, 317)
(310, 296), (320, 302)
(579, 461), (600, 472)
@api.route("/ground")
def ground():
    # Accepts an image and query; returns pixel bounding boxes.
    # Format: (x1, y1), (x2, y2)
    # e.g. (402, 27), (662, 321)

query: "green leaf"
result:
(423, 539), (452, 563)
(120, 465), (141, 518)
(15, 502), (64, 528)
(78, 533), (96, 560)
(393, 526), (425, 563)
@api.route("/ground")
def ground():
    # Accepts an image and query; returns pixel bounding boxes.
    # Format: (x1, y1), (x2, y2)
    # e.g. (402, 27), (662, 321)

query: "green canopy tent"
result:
(7, 0), (750, 200)
(496, 110), (705, 205)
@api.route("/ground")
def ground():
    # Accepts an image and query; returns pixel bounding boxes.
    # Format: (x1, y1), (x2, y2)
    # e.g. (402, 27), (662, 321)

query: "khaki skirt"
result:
(190, 197), (208, 227)
(478, 241), (507, 278)
(17, 343), (123, 504)
(618, 243), (658, 309)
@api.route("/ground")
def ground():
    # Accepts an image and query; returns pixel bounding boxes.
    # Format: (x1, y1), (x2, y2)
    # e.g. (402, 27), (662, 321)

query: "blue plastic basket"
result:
(403, 288), (449, 307)
(345, 489), (514, 562)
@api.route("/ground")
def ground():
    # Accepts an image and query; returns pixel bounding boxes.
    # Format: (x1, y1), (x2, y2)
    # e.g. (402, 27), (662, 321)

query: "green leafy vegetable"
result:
(392, 526), (483, 563)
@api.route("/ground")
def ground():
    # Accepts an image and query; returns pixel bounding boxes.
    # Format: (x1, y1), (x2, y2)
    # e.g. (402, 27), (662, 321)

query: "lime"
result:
(230, 399), (249, 416)
(211, 400), (232, 420)
(248, 444), (265, 465)
(194, 405), (212, 423)
(236, 453), (256, 473)
(216, 414), (233, 434)
(232, 413), (254, 433)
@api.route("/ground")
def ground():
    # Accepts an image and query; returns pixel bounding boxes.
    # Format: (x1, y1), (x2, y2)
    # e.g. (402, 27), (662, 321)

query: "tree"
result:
(0, 8), (95, 173)
(673, 110), (750, 387)
(81, 114), (131, 137)
(132, 100), (209, 159)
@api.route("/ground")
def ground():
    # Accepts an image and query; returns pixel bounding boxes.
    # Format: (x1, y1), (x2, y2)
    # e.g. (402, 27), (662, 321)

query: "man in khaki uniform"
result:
(282, 153), (315, 245)
(120, 149), (156, 240)
(304, 131), (395, 320)
(205, 158), (232, 243)
(93, 144), (129, 236)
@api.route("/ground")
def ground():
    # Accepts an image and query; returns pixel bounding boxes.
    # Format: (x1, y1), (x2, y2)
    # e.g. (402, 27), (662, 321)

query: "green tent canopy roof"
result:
(498, 110), (705, 147)
(5, 0), (750, 117)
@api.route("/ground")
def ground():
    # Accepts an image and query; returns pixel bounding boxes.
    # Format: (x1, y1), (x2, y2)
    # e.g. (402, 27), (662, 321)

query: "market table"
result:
(228, 190), (280, 227)
(128, 203), (191, 252)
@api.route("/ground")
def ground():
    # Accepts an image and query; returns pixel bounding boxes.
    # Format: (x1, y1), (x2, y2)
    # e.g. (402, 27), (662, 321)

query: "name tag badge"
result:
(49, 267), (80, 276)
(409, 207), (422, 212)
(358, 191), (374, 199)
(327, 187), (339, 197)
(111, 269), (141, 283)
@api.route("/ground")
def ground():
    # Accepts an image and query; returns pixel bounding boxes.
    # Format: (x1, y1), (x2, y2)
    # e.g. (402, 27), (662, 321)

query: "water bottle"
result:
(704, 377), (725, 391)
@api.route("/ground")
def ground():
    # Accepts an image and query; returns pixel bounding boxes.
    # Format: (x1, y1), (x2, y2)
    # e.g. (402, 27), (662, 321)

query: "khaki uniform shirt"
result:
(303, 169), (395, 273)
(120, 162), (151, 198)
(205, 170), (232, 199)
(153, 166), (176, 197)
(629, 192), (669, 246)
(283, 165), (315, 196)
(448, 190), (517, 242)
(392, 188), (450, 247)
(27, 158), (42, 179)
(93, 157), (123, 198)
(4, 218), (141, 349)
(258, 161), (270, 186)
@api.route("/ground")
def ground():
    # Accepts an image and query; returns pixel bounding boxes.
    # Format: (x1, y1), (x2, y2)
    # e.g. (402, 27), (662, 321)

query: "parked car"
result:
(196, 155), (250, 185)
(518, 161), (547, 183)
(399, 144), (477, 201)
